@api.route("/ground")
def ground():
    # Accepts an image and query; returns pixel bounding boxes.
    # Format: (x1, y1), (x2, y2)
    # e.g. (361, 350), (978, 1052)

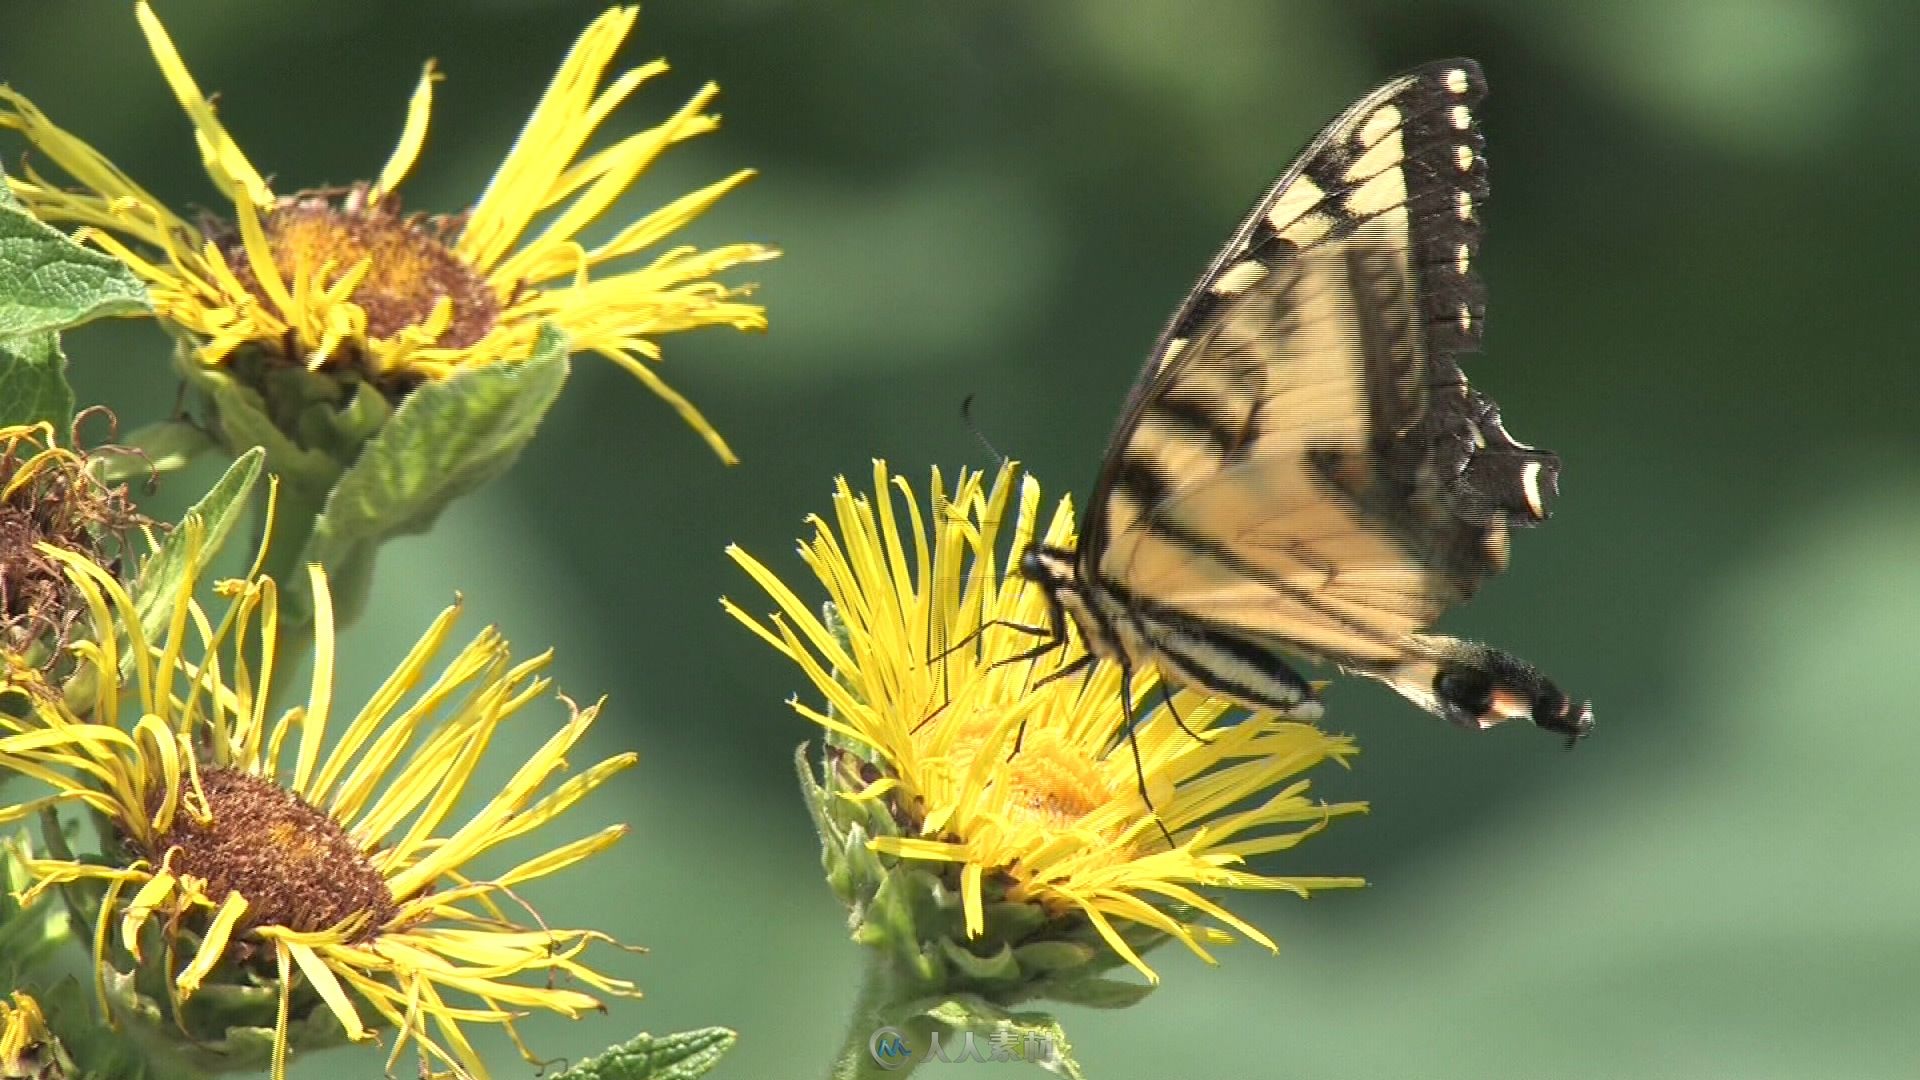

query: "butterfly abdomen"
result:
(1125, 607), (1324, 717)
(1018, 542), (1323, 717)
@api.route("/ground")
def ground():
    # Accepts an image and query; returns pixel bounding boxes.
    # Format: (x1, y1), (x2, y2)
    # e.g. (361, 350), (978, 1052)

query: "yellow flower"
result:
(0, 4), (775, 462)
(725, 462), (1365, 980)
(0, 992), (61, 1079)
(0, 536), (638, 1080)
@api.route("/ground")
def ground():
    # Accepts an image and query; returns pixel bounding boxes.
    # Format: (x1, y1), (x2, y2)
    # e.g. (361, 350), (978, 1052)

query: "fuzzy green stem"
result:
(829, 951), (937, 1080)
(245, 478), (325, 717)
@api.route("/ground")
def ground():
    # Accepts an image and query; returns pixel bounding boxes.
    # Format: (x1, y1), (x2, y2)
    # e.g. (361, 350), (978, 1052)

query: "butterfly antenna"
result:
(960, 394), (1010, 466)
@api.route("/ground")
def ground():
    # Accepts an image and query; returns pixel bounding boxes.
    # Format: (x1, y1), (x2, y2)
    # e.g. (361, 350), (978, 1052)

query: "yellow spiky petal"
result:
(726, 461), (1366, 980)
(0, 4), (777, 462)
(1, 542), (638, 1080)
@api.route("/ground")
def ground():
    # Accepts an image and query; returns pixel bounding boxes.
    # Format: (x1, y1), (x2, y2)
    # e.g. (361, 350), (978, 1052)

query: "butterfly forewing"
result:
(1069, 59), (1591, 739)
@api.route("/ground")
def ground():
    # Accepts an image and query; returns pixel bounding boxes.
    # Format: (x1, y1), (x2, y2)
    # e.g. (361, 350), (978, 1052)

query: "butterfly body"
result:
(1017, 59), (1592, 743)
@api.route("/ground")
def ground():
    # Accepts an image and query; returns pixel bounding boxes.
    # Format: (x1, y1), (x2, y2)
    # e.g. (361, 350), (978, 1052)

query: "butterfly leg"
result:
(1155, 681), (1212, 745)
(1003, 651), (1095, 758)
(927, 619), (1059, 726)
(1029, 650), (1092, 689)
(911, 699), (950, 735)
(1011, 599), (1084, 686)
(1111, 661), (1175, 847)
(929, 618), (1052, 663)
(999, 597), (1096, 757)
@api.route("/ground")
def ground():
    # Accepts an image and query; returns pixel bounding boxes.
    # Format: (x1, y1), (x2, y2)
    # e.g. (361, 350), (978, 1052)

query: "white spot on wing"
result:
(1521, 460), (1546, 517)
(1444, 68), (1470, 95)
(1454, 145), (1475, 172)
(1451, 105), (1471, 130)
(1458, 305), (1473, 333)
(1157, 337), (1188, 372)
(1483, 411), (1536, 451)
(1456, 242), (1471, 275)
(1455, 191), (1473, 221)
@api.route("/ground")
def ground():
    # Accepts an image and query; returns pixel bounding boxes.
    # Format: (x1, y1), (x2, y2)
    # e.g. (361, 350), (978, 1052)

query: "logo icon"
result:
(869, 1026), (912, 1070)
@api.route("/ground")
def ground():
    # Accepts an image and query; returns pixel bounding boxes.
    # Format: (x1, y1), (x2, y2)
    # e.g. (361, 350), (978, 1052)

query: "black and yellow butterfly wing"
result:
(1075, 59), (1591, 739)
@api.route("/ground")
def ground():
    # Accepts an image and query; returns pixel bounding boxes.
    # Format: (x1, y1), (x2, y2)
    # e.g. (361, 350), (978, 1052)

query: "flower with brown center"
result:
(0, 536), (638, 1080)
(0, 4), (775, 461)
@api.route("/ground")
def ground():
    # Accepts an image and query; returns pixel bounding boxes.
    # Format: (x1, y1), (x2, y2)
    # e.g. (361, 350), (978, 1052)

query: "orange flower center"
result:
(220, 187), (500, 352)
(939, 707), (1134, 847)
(1000, 728), (1127, 834)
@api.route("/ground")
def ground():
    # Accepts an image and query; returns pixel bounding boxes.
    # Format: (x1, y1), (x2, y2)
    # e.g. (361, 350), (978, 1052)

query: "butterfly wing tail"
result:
(1362, 634), (1593, 744)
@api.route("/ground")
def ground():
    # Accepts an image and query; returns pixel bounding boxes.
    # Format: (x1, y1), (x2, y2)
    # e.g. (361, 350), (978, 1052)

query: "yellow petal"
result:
(284, 940), (370, 1040)
(375, 60), (440, 198)
(177, 890), (249, 992)
(458, 6), (642, 271)
(134, 1), (272, 206)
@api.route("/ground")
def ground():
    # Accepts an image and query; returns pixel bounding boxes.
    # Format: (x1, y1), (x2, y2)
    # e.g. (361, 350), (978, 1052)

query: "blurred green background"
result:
(6, 0), (1919, 1077)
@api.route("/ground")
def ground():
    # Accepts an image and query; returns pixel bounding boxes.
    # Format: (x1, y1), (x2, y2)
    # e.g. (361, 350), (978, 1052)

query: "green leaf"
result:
(916, 997), (1085, 1079)
(1010, 940), (1097, 973)
(0, 830), (73, 976)
(555, 1028), (738, 1080)
(939, 937), (1023, 985)
(0, 329), (74, 430)
(123, 449), (264, 679)
(978, 900), (1049, 943)
(1026, 973), (1155, 1010)
(0, 163), (149, 337)
(298, 325), (568, 622)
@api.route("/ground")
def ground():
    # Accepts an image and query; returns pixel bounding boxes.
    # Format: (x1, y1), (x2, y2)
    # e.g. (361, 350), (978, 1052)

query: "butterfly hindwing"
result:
(1076, 59), (1591, 739)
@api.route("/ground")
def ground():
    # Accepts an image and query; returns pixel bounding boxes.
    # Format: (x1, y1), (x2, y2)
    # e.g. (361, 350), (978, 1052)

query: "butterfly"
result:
(1011, 59), (1593, 746)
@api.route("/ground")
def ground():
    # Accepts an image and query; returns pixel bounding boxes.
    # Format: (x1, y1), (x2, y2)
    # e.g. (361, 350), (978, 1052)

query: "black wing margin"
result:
(1082, 59), (1506, 567)
(1080, 59), (1592, 741)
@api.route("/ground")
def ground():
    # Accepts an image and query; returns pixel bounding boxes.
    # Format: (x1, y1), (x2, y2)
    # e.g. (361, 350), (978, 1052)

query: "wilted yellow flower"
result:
(0, 421), (142, 675)
(0, 991), (63, 1080)
(0, 537), (638, 1080)
(726, 462), (1365, 979)
(0, 4), (775, 461)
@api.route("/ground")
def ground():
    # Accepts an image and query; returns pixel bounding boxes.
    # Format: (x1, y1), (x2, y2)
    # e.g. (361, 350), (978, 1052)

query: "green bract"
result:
(181, 324), (569, 629)
(803, 743), (1146, 1080)
(556, 1029), (740, 1080)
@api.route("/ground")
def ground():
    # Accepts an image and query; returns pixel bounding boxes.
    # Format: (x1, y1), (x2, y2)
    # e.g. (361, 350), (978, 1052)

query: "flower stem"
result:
(829, 951), (931, 1080)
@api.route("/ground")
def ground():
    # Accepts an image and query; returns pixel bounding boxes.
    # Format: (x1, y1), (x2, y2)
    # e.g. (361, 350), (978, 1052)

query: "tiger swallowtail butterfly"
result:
(1014, 59), (1593, 745)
